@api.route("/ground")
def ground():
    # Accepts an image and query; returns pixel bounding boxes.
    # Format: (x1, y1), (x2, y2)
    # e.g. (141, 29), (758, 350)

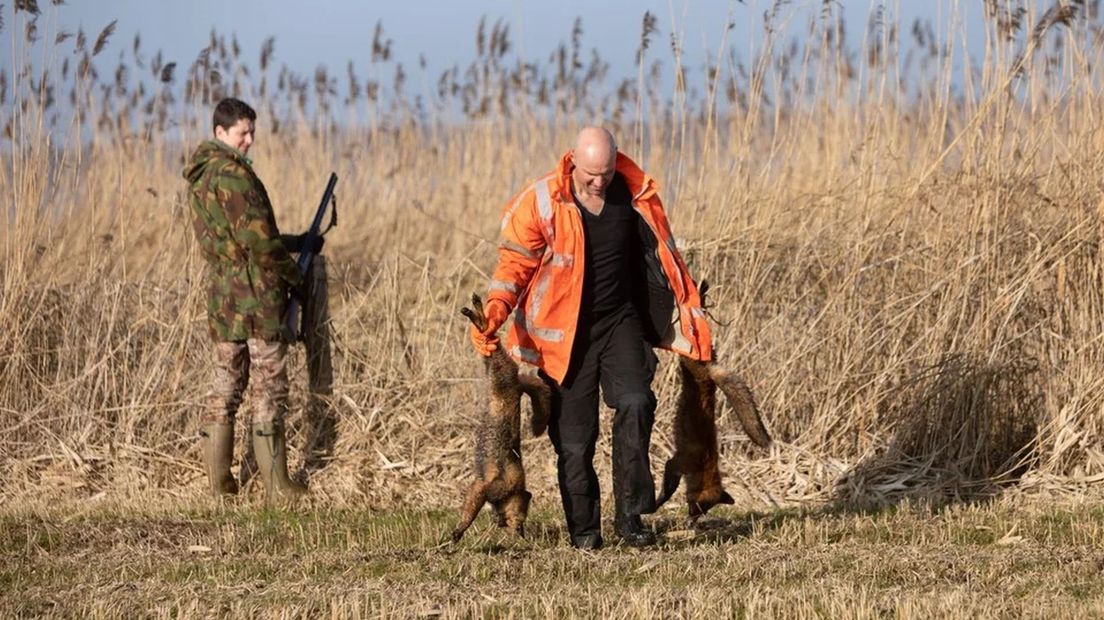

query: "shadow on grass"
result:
(651, 510), (793, 546)
(831, 353), (1042, 513)
(645, 353), (1045, 547)
(437, 515), (566, 554)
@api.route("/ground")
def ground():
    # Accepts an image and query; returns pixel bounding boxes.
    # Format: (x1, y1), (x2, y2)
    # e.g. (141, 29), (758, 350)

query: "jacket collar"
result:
(209, 139), (254, 168)
(553, 149), (658, 203)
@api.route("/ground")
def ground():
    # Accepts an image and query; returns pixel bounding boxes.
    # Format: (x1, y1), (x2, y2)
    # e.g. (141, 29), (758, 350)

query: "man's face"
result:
(215, 117), (255, 155)
(571, 155), (616, 200)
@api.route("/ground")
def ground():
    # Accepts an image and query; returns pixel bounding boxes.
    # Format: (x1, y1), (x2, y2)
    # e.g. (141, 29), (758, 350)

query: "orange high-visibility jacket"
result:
(486, 150), (712, 383)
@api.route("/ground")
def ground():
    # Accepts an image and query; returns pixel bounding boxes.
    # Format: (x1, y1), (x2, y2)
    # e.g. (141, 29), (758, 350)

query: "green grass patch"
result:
(5, 498), (1104, 617)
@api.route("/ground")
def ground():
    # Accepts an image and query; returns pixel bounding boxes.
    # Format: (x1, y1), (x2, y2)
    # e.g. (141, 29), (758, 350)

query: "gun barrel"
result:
(285, 172), (338, 342)
(297, 172), (338, 273)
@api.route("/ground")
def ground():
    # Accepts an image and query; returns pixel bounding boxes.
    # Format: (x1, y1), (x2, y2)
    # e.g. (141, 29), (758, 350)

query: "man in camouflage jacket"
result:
(183, 97), (316, 500)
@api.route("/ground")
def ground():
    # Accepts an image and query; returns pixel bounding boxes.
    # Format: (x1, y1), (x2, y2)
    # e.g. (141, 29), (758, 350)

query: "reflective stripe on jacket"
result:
(486, 150), (712, 383)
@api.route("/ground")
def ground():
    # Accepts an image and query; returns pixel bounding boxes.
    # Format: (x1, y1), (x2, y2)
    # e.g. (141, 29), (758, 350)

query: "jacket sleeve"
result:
(486, 188), (546, 310)
(215, 166), (303, 288)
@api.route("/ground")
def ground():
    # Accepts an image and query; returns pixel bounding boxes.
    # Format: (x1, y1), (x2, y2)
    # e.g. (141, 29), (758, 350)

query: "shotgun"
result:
(284, 172), (338, 341)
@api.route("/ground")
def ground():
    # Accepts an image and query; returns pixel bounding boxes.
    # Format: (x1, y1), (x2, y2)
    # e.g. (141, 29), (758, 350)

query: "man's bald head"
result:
(570, 127), (618, 202)
(572, 127), (617, 170)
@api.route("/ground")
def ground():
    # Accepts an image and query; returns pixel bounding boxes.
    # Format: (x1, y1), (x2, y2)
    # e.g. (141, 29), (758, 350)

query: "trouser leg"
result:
(200, 341), (249, 495)
(245, 339), (306, 499)
(545, 341), (602, 541)
(205, 341), (250, 425)
(599, 310), (659, 518)
(246, 339), (289, 425)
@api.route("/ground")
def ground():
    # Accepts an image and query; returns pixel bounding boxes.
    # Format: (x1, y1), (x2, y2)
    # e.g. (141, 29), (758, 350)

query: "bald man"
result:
(472, 128), (713, 549)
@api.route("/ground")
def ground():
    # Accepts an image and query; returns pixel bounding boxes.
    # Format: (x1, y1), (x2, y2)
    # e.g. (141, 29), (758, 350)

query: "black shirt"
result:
(576, 173), (639, 320)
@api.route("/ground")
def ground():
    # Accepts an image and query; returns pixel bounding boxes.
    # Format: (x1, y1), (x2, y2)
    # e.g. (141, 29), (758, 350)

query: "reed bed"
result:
(3, 0), (1104, 516)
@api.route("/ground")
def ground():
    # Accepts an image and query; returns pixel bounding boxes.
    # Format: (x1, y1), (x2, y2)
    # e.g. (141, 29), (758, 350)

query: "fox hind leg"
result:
(460, 294), (489, 333)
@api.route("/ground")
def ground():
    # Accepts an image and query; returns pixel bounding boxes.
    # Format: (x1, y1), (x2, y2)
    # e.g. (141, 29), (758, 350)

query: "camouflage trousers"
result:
(204, 339), (289, 425)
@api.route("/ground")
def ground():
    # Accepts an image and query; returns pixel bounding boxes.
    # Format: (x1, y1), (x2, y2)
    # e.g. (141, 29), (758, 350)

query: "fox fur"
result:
(655, 282), (772, 519)
(451, 294), (551, 542)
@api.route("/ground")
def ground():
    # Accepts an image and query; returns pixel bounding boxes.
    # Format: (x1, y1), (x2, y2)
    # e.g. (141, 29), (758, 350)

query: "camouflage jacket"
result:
(182, 140), (302, 342)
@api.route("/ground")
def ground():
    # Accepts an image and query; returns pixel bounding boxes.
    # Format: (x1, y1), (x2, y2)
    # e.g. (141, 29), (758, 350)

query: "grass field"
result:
(6, 496), (1104, 618)
(7, 1), (1104, 616)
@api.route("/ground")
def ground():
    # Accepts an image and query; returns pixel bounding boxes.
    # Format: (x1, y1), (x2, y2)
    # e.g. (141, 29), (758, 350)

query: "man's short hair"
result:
(212, 97), (256, 133)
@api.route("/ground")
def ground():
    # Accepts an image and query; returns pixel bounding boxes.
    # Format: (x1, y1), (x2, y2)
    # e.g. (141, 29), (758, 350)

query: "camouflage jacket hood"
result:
(183, 140), (302, 342)
(183, 139), (250, 184)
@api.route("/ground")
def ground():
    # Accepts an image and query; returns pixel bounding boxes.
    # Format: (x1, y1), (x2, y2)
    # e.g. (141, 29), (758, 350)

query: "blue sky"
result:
(8, 1), (994, 97)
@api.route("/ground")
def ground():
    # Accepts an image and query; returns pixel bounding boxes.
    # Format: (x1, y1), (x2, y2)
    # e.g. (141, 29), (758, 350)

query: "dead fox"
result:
(655, 283), (772, 519)
(451, 294), (551, 542)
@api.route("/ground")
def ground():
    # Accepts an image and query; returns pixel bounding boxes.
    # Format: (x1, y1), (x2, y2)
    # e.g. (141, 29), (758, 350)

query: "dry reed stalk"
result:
(0, 1), (1102, 512)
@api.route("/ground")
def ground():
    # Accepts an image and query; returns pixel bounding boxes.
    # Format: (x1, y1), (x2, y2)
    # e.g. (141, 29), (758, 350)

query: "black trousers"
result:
(542, 303), (659, 540)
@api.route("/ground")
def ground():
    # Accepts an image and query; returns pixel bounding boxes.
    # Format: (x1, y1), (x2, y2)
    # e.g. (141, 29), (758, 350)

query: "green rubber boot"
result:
(200, 422), (239, 496)
(252, 421), (307, 500)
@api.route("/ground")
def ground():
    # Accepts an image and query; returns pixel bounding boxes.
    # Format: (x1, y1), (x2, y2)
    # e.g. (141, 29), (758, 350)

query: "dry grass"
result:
(5, 495), (1104, 618)
(4, 0), (1104, 614)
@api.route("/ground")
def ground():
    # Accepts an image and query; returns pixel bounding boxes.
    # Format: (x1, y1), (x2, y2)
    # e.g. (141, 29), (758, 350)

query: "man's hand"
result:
(301, 234), (324, 254)
(278, 233), (302, 253)
(289, 280), (309, 304)
(469, 324), (498, 356)
(278, 233), (325, 254)
(469, 299), (510, 357)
